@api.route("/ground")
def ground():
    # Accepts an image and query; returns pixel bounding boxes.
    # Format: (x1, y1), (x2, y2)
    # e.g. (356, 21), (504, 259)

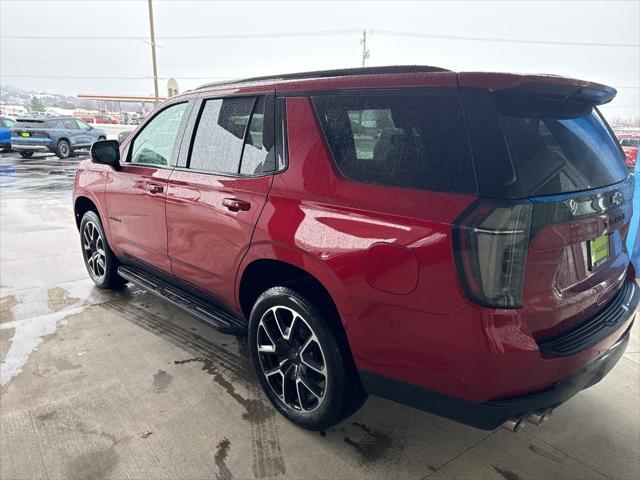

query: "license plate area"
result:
(588, 234), (610, 270)
(20, 132), (31, 137)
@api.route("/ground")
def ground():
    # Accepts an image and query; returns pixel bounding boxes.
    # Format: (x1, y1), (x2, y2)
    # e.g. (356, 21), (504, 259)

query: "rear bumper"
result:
(11, 143), (51, 152)
(361, 320), (632, 430)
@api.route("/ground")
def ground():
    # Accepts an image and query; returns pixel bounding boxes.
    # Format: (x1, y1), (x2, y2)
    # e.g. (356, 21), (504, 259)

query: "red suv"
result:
(617, 133), (639, 170)
(74, 66), (638, 431)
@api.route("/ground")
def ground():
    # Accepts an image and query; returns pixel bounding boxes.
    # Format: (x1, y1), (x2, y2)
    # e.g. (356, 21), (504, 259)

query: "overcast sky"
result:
(1, 0), (638, 118)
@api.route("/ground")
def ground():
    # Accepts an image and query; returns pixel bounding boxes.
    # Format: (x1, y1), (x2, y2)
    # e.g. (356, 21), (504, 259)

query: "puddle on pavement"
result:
(214, 437), (232, 480)
(0, 305), (87, 386)
(342, 422), (394, 462)
(151, 369), (173, 393)
(0, 287), (89, 387)
(0, 154), (85, 194)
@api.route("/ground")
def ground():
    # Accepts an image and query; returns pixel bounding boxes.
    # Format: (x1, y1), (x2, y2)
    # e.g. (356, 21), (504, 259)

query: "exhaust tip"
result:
(527, 409), (553, 426)
(501, 416), (527, 432)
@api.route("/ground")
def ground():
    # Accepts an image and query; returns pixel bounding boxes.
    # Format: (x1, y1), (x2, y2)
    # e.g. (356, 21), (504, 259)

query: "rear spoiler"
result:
(458, 72), (617, 106)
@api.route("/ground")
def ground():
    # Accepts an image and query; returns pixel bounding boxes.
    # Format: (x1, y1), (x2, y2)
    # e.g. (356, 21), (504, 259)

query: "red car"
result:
(94, 115), (120, 125)
(617, 133), (639, 170)
(73, 66), (638, 432)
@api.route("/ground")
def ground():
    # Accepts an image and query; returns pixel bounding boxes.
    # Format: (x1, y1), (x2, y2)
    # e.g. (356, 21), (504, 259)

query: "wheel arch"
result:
(238, 258), (357, 370)
(74, 195), (99, 229)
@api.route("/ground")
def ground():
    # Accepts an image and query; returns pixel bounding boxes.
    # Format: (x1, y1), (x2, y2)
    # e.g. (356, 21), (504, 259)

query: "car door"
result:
(74, 119), (94, 146)
(62, 119), (82, 148)
(165, 93), (275, 304)
(106, 100), (191, 273)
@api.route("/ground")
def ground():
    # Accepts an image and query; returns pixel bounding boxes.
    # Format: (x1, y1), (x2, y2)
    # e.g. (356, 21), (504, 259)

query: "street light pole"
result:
(147, 0), (160, 107)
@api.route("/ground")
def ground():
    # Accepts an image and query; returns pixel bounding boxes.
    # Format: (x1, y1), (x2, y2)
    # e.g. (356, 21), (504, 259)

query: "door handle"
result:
(146, 183), (164, 194)
(222, 198), (251, 212)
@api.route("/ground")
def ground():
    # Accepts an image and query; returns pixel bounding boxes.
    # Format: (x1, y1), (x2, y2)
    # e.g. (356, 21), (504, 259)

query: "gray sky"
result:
(1, 0), (639, 118)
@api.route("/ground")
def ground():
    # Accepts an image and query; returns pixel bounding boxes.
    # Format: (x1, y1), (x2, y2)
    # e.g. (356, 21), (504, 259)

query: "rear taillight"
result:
(453, 200), (533, 308)
(33, 131), (49, 138)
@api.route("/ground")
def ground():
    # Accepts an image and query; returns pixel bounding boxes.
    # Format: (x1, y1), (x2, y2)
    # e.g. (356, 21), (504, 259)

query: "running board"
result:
(117, 265), (247, 334)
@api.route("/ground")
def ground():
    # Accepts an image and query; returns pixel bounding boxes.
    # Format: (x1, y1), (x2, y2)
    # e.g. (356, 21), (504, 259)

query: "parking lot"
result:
(0, 152), (638, 480)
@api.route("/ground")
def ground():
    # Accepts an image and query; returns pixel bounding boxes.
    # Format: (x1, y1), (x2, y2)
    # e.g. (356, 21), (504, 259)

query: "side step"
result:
(117, 265), (247, 334)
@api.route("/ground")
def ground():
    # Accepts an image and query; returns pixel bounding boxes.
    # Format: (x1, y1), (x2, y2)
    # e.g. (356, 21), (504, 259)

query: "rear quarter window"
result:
(312, 93), (477, 194)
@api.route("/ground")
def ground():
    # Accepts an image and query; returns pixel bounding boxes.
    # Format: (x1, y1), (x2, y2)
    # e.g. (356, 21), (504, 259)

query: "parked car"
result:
(617, 133), (639, 171)
(94, 115), (120, 125)
(73, 66), (638, 432)
(11, 116), (107, 159)
(0, 116), (15, 151)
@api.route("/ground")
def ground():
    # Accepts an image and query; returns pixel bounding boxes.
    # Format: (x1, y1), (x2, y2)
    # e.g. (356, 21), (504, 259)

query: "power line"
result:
(2, 60), (304, 67)
(2, 29), (638, 47)
(372, 29), (640, 48)
(0, 29), (362, 41)
(0, 74), (234, 80)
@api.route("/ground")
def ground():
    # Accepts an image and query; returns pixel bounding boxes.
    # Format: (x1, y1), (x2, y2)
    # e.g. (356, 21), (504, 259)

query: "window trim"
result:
(125, 100), (191, 169)
(310, 89), (478, 195)
(274, 96), (289, 175)
(236, 96), (259, 174)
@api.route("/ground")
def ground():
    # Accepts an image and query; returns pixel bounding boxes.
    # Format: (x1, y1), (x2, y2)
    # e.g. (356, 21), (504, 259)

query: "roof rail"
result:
(196, 65), (450, 90)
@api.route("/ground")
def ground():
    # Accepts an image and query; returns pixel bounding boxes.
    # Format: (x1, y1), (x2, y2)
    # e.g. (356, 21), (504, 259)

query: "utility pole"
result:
(147, 0), (160, 107)
(360, 30), (370, 67)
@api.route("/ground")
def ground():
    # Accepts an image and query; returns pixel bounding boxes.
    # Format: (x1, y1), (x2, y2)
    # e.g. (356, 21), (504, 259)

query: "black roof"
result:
(196, 65), (450, 90)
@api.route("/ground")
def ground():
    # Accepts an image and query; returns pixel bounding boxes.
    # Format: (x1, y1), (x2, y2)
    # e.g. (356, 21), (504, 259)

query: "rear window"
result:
(500, 109), (628, 196)
(312, 93), (477, 194)
(15, 120), (48, 128)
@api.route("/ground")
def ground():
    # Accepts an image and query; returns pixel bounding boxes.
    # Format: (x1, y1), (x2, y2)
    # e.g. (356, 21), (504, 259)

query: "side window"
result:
(189, 97), (254, 174)
(620, 138), (629, 146)
(130, 102), (188, 166)
(75, 119), (91, 131)
(312, 93), (476, 194)
(63, 119), (77, 129)
(240, 97), (275, 175)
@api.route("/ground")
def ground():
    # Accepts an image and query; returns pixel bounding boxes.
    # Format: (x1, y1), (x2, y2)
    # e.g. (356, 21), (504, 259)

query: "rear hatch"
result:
(11, 118), (52, 141)
(455, 76), (633, 341)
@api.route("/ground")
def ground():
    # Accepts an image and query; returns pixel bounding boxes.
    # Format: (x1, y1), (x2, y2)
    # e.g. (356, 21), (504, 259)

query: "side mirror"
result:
(90, 140), (120, 169)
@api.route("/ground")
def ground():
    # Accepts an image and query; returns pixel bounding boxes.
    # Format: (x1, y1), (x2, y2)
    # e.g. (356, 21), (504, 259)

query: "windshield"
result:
(501, 109), (628, 196)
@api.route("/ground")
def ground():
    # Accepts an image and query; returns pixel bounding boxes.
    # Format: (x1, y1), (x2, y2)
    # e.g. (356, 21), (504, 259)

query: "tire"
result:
(56, 139), (71, 159)
(79, 210), (126, 289)
(249, 286), (367, 430)
(19, 151), (34, 159)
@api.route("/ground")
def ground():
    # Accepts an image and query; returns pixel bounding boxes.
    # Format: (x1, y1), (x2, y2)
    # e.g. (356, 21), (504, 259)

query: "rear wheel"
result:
(19, 151), (34, 159)
(79, 211), (125, 289)
(249, 286), (367, 430)
(56, 139), (71, 159)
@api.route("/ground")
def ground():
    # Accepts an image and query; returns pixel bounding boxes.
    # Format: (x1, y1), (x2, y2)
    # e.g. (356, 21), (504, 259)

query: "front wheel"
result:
(56, 139), (71, 159)
(249, 286), (367, 430)
(79, 211), (126, 289)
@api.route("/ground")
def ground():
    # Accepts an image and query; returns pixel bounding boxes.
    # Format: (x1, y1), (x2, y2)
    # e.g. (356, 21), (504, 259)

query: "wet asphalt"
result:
(0, 150), (638, 480)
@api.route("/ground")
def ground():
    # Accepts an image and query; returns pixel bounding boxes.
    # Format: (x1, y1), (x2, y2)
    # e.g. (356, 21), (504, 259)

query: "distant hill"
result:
(0, 85), (138, 112)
